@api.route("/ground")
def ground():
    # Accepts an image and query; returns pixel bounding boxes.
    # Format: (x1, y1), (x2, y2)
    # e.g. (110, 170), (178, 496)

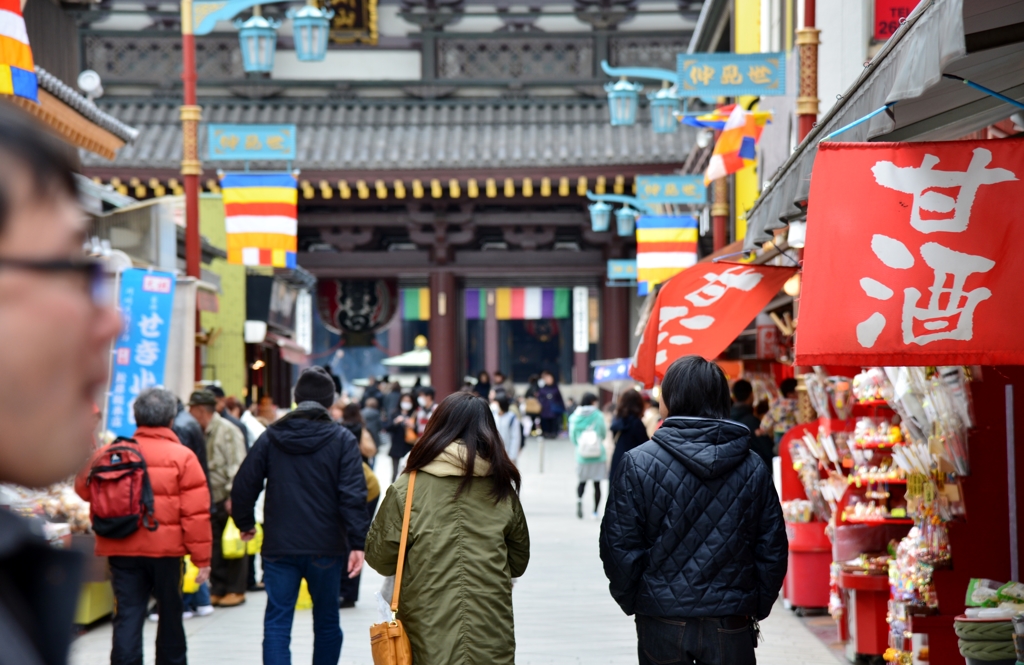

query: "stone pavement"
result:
(70, 436), (842, 665)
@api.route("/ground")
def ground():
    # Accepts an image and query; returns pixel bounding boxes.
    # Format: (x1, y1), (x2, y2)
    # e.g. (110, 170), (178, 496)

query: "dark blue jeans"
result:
(262, 555), (346, 665)
(636, 615), (756, 665)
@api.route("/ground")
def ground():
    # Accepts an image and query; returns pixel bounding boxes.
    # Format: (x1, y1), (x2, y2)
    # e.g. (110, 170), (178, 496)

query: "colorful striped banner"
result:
(221, 172), (297, 268)
(464, 289), (488, 320)
(0, 0), (38, 102)
(401, 288), (430, 321)
(636, 215), (699, 295)
(491, 288), (570, 320)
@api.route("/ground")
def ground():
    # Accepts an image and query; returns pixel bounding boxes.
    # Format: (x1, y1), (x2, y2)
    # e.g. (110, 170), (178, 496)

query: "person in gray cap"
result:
(232, 366), (369, 665)
(189, 390), (248, 607)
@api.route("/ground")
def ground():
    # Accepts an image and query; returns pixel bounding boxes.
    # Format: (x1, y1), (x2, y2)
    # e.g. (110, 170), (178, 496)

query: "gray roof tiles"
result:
(81, 97), (694, 171)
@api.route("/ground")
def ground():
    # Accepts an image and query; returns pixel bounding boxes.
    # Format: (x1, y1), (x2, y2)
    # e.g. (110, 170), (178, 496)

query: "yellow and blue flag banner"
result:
(635, 215), (698, 295)
(704, 105), (770, 185)
(0, 0), (38, 102)
(222, 172), (298, 268)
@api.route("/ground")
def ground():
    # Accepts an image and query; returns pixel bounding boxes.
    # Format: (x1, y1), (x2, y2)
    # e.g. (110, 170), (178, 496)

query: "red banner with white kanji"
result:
(797, 138), (1024, 366)
(631, 263), (798, 386)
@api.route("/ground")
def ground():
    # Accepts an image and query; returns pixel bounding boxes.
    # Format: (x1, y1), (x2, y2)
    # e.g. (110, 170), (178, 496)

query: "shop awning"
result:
(745, 0), (1024, 247)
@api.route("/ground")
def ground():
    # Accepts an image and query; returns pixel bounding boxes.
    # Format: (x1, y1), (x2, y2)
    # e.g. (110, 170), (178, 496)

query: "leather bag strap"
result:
(390, 470), (416, 614)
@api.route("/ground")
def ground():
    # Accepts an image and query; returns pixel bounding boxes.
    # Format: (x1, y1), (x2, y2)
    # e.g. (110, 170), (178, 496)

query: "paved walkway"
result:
(70, 437), (842, 665)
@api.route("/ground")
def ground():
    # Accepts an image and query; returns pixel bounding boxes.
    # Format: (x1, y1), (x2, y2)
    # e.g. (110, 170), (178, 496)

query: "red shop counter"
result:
(839, 571), (890, 657)
(785, 521), (831, 610)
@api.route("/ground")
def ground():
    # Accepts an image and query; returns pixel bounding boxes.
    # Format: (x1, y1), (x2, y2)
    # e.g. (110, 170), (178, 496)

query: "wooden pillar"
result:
(575, 351), (590, 385)
(428, 271), (458, 399)
(601, 283), (630, 362)
(484, 289), (499, 374)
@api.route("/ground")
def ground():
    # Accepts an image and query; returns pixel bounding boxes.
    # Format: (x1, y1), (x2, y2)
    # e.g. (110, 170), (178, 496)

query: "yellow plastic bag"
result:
(245, 523), (264, 556)
(222, 517), (246, 560)
(182, 556), (200, 594)
(296, 578), (313, 610)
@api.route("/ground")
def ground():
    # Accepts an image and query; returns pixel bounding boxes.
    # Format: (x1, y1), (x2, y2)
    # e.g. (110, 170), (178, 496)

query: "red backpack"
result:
(86, 437), (159, 538)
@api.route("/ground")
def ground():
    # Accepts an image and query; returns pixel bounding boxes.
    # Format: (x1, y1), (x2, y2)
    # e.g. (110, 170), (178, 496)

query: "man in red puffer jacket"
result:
(76, 388), (212, 665)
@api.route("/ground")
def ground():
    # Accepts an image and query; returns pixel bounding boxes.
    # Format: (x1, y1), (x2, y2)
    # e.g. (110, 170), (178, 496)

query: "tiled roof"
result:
(80, 97), (695, 172)
(36, 67), (139, 144)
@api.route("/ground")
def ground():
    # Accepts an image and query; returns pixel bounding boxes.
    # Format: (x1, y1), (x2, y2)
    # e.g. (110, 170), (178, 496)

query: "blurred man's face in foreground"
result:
(0, 161), (120, 486)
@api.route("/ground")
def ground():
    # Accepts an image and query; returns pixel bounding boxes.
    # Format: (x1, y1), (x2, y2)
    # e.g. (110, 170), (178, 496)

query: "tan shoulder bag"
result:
(369, 470), (416, 665)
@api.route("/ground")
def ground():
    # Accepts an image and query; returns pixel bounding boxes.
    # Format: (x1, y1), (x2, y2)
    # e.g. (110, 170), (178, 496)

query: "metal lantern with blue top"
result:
(236, 9), (281, 73)
(648, 83), (680, 134)
(615, 206), (638, 237)
(605, 78), (642, 126)
(288, 3), (334, 62)
(589, 201), (612, 232)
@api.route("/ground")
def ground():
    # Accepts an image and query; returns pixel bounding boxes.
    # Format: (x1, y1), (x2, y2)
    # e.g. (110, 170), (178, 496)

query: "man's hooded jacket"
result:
(231, 405), (369, 556)
(599, 416), (788, 620)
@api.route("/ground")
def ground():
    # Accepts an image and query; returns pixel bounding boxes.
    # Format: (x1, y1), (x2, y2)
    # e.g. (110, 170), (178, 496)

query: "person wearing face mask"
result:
(387, 394), (417, 482)
(414, 387), (437, 438)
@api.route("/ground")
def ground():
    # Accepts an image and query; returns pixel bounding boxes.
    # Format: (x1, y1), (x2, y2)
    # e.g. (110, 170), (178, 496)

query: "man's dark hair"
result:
(0, 105), (77, 236)
(661, 356), (731, 419)
(780, 378), (798, 398)
(420, 386), (435, 398)
(496, 396), (511, 413)
(580, 392), (598, 407)
(755, 399), (770, 418)
(732, 379), (753, 403)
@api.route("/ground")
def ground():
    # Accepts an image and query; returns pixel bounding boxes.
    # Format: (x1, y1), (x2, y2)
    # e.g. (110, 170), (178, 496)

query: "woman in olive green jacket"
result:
(365, 392), (531, 665)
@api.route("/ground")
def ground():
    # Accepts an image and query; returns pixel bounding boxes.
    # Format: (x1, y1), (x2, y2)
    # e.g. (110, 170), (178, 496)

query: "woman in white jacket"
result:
(493, 395), (522, 464)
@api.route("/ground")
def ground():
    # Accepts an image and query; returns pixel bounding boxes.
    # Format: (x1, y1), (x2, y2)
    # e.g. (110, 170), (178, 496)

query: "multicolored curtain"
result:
(0, 0), (38, 102)
(635, 215), (698, 295)
(222, 172), (298, 268)
(401, 288), (430, 321)
(485, 288), (570, 320)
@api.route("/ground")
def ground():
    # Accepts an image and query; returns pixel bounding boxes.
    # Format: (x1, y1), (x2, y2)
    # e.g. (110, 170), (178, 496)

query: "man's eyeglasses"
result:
(0, 256), (110, 305)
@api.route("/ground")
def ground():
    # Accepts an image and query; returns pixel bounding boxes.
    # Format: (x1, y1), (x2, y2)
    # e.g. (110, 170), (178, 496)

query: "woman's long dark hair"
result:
(404, 392), (521, 503)
(615, 389), (645, 420)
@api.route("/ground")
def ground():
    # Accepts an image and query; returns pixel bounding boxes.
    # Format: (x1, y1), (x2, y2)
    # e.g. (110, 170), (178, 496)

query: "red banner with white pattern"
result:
(797, 138), (1024, 366)
(631, 263), (797, 386)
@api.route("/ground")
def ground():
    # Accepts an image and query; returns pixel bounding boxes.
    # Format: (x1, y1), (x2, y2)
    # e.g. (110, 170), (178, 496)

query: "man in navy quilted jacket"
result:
(600, 355), (788, 665)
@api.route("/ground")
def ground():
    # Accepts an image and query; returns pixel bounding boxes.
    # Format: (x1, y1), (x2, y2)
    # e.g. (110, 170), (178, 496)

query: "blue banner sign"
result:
(107, 269), (176, 438)
(207, 124), (297, 161)
(677, 53), (786, 97)
(593, 359), (632, 385)
(635, 175), (706, 204)
(607, 259), (637, 282)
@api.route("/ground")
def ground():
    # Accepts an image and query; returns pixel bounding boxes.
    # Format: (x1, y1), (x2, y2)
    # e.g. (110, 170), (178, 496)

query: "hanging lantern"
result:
(589, 201), (612, 232)
(605, 78), (642, 126)
(648, 85), (680, 134)
(317, 279), (398, 344)
(288, 4), (334, 62)
(616, 205), (638, 237)
(236, 13), (281, 73)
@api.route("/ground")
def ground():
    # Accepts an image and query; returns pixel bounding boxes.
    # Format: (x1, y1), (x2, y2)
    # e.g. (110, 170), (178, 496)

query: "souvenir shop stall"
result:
(787, 123), (1024, 662)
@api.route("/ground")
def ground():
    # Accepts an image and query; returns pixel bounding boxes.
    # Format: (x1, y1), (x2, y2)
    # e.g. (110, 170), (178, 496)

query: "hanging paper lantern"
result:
(317, 279), (398, 336)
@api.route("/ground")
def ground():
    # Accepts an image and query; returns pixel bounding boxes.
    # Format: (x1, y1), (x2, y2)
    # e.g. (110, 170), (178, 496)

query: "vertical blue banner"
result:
(106, 269), (176, 438)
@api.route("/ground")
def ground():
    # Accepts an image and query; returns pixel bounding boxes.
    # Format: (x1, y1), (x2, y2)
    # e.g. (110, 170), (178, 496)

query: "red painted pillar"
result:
(180, 0), (202, 381)
(428, 271), (459, 399)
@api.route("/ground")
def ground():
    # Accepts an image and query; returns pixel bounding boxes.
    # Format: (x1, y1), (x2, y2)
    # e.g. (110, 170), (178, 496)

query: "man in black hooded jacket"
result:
(231, 366), (369, 665)
(600, 355), (788, 665)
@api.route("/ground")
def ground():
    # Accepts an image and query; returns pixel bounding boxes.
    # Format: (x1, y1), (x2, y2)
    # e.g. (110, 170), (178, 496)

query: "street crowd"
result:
(0, 106), (792, 665)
